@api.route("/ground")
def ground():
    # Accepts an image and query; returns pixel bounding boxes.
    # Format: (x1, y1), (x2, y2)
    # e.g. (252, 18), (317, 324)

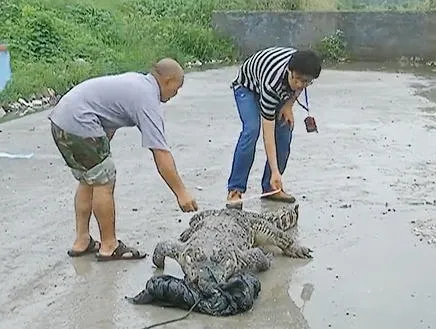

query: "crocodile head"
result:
(265, 203), (300, 232)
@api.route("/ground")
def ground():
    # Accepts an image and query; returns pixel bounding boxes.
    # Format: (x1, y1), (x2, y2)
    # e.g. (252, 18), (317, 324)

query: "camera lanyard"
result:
(296, 87), (310, 115)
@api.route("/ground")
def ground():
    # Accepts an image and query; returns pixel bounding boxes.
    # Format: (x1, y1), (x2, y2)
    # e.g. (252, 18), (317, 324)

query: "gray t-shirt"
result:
(48, 72), (169, 151)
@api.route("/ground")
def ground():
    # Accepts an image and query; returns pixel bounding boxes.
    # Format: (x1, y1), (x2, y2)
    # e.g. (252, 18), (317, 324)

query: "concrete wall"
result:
(211, 10), (436, 61)
(349, 0), (423, 6)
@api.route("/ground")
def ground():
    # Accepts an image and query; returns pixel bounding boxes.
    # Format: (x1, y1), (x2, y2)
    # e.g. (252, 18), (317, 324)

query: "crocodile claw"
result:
(179, 229), (191, 242)
(284, 245), (313, 259)
(265, 251), (274, 262)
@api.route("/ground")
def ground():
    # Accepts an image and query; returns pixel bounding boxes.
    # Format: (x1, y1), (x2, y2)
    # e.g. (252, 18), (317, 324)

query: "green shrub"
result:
(0, 0), (241, 104)
(315, 29), (350, 62)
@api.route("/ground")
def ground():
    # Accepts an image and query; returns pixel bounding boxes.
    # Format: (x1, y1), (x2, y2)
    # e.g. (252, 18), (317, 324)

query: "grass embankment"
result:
(0, 0), (338, 105)
(0, 0), (433, 105)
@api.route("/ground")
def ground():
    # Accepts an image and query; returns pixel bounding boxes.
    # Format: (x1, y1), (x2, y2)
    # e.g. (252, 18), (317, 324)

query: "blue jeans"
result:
(227, 85), (293, 193)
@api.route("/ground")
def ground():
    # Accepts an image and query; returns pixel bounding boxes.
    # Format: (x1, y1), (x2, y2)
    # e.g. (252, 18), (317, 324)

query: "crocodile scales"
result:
(152, 204), (313, 288)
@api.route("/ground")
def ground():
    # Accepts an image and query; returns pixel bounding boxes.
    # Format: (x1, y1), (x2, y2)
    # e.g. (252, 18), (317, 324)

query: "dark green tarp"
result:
(126, 271), (261, 317)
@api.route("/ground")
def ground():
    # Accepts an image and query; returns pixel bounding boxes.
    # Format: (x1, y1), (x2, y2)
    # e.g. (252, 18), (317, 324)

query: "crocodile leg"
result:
(221, 247), (273, 282)
(252, 220), (313, 259)
(152, 240), (184, 269)
(237, 247), (273, 272)
(282, 242), (313, 259)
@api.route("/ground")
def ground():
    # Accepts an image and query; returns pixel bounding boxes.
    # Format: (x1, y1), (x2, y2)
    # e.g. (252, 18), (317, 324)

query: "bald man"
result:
(48, 58), (198, 261)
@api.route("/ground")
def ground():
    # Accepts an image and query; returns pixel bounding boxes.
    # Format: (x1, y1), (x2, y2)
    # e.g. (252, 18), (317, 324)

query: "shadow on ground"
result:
(0, 66), (435, 329)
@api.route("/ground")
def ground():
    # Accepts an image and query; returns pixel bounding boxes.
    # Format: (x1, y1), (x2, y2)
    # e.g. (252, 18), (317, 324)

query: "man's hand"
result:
(270, 170), (283, 191)
(279, 100), (295, 128)
(176, 190), (198, 212)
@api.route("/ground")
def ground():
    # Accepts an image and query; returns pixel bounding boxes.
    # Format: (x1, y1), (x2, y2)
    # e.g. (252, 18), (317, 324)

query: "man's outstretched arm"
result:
(135, 103), (198, 212)
(259, 85), (282, 191)
(151, 149), (186, 197)
(151, 149), (198, 212)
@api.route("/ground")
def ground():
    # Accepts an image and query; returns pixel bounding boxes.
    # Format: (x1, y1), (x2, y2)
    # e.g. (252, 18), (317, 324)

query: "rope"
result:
(226, 189), (281, 205)
(142, 299), (201, 329)
(142, 265), (218, 329)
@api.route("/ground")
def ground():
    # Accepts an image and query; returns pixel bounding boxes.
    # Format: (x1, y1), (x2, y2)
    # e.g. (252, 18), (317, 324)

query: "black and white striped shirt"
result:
(232, 47), (297, 120)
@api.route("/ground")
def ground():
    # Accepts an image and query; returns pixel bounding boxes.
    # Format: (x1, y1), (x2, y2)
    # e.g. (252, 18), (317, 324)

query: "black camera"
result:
(304, 116), (318, 133)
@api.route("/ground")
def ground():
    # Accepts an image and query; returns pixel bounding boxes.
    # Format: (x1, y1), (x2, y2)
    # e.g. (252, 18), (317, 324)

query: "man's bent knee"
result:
(72, 156), (116, 186)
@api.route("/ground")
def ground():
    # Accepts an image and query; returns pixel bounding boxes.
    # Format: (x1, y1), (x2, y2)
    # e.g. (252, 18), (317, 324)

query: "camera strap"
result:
(296, 87), (310, 115)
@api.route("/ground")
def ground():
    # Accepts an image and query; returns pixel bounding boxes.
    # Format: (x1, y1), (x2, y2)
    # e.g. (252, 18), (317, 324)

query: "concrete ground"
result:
(1, 66), (435, 329)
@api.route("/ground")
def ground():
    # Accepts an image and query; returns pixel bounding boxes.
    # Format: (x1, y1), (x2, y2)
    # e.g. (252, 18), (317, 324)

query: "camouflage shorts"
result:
(50, 122), (116, 185)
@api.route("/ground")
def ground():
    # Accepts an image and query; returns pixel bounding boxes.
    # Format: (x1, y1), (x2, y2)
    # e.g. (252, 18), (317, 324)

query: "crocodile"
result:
(152, 204), (312, 289)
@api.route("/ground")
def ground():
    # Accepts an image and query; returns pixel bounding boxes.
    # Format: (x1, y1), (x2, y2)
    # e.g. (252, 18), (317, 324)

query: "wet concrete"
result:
(1, 66), (436, 329)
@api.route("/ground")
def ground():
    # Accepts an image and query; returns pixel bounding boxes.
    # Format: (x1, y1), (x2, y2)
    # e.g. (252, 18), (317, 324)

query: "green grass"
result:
(0, 0), (313, 105)
(0, 0), (434, 105)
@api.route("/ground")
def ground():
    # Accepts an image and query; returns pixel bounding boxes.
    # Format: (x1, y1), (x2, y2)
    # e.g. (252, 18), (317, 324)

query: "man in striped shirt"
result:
(226, 47), (322, 208)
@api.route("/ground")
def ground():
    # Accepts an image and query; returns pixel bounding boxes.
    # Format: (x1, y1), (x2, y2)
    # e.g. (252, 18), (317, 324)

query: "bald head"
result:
(151, 58), (184, 103)
(152, 58), (184, 78)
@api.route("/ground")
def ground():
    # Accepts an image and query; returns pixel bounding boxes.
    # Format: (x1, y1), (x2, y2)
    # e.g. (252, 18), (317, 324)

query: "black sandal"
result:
(67, 236), (101, 257)
(95, 240), (147, 261)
